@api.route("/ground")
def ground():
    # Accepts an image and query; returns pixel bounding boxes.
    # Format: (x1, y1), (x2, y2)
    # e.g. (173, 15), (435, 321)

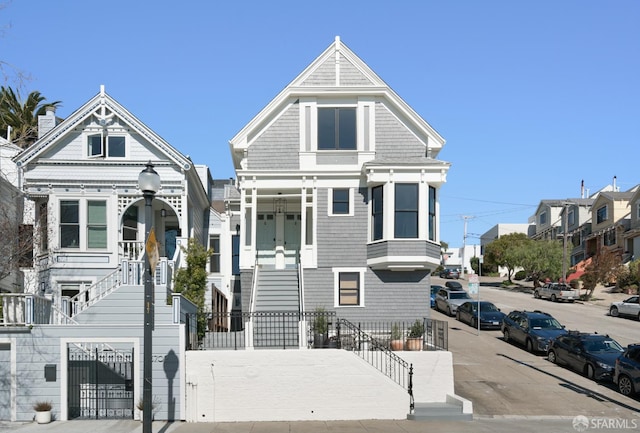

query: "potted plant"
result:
(313, 307), (328, 348)
(136, 397), (158, 422)
(33, 401), (52, 424)
(390, 323), (404, 351)
(406, 319), (425, 351)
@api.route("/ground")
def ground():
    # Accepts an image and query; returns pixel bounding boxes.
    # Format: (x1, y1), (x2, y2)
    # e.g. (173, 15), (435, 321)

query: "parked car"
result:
(501, 310), (567, 353)
(435, 288), (472, 316)
(533, 283), (577, 303)
(430, 285), (444, 308)
(547, 332), (624, 381)
(439, 268), (460, 279)
(456, 301), (506, 330)
(445, 281), (464, 290)
(609, 295), (640, 320)
(614, 344), (640, 396)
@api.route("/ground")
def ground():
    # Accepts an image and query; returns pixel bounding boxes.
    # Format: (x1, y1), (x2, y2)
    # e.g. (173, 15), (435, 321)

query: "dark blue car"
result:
(456, 301), (506, 329)
(501, 310), (567, 353)
(548, 332), (624, 381)
(430, 285), (443, 308)
(615, 344), (640, 395)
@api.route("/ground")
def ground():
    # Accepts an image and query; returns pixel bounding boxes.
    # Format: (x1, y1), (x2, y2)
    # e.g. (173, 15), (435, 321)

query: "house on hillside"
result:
(585, 190), (633, 260)
(624, 188), (640, 261)
(228, 36), (450, 323)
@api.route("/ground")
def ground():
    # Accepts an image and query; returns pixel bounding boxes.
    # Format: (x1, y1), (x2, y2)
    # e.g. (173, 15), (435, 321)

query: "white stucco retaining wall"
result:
(185, 349), (457, 422)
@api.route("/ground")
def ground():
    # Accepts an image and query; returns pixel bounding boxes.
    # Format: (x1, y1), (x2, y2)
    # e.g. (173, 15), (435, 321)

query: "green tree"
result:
(519, 239), (564, 289)
(172, 238), (212, 341)
(483, 233), (530, 282)
(0, 86), (61, 148)
(581, 249), (624, 300)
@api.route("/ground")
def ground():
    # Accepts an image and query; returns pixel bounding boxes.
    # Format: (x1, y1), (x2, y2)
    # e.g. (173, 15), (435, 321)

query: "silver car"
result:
(435, 288), (472, 316)
(609, 295), (640, 320)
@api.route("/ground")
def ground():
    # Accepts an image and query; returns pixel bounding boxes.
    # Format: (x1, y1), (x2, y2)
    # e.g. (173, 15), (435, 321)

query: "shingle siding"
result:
(375, 103), (426, 160)
(301, 53), (336, 86)
(247, 106), (300, 170)
(304, 187), (430, 322)
(340, 58), (373, 86)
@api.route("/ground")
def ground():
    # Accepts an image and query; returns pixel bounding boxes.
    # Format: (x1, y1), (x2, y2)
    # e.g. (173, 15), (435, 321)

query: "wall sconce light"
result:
(161, 207), (166, 218)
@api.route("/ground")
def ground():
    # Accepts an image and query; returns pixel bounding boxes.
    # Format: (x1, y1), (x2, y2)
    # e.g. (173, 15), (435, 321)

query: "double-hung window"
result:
(60, 201), (80, 248)
(394, 183), (418, 238)
(330, 188), (351, 215)
(338, 272), (360, 306)
(371, 186), (383, 241)
(87, 201), (107, 248)
(318, 107), (356, 150)
(539, 211), (547, 225)
(209, 236), (220, 273)
(428, 186), (436, 241)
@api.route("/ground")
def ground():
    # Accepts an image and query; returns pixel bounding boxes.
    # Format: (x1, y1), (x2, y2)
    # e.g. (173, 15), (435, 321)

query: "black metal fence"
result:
(200, 312), (447, 352)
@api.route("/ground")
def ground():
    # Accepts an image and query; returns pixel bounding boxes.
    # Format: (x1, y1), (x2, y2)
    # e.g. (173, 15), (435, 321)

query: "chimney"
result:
(581, 180), (584, 199)
(613, 176), (618, 192)
(38, 106), (57, 139)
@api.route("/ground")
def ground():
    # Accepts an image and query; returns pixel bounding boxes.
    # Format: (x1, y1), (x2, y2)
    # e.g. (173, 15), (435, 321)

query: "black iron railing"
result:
(336, 318), (413, 392)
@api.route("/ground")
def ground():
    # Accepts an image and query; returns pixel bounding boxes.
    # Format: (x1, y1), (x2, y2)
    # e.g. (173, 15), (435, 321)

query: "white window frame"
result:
(327, 187), (354, 216)
(87, 133), (126, 158)
(332, 267), (366, 308)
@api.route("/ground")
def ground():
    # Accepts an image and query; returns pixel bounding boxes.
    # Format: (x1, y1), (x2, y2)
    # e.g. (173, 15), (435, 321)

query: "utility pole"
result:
(562, 202), (569, 284)
(461, 216), (474, 280)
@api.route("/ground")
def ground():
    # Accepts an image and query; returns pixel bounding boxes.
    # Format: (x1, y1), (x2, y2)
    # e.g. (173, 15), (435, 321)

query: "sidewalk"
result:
(0, 418), (598, 433)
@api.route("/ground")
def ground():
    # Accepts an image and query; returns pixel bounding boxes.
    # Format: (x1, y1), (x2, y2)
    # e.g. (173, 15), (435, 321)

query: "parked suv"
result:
(501, 310), (566, 353)
(614, 344), (640, 396)
(435, 288), (471, 316)
(547, 332), (624, 381)
(439, 268), (460, 279)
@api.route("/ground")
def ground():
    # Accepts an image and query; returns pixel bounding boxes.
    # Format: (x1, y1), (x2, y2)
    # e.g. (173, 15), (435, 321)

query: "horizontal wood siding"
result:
(247, 106), (300, 170)
(5, 323), (183, 422)
(375, 103), (426, 160)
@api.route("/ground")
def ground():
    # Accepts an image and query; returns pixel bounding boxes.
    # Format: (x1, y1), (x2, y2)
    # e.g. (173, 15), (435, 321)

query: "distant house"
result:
(480, 223), (532, 277)
(586, 190), (633, 260)
(228, 36), (450, 322)
(624, 188), (640, 261)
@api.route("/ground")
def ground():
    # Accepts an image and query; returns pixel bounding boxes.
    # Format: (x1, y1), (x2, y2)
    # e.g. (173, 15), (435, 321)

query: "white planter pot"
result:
(35, 410), (51, 424)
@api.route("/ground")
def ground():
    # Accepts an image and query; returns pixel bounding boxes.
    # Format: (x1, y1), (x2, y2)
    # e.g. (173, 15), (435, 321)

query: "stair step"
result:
(407, 403), (472, 421)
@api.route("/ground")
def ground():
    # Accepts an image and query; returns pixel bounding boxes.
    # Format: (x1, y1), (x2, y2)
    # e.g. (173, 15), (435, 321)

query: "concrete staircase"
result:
(252, 268), (300, 349)
(408, 402), (473, 421)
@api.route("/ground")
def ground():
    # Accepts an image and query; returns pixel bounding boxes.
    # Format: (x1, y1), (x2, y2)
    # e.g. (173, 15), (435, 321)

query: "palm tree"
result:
(0, 86), (61, 148)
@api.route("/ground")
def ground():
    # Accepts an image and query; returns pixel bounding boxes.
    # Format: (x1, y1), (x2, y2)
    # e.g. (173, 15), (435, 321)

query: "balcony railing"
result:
(0, 293), (52, 326)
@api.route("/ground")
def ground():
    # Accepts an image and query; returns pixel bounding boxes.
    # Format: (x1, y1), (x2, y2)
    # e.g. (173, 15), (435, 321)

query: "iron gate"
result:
(67, 346), (134, 419)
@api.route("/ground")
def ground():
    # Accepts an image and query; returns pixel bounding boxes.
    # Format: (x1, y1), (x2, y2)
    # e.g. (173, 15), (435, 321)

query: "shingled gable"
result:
(14, 85), (192, 171)
(229, 36), (445, 167)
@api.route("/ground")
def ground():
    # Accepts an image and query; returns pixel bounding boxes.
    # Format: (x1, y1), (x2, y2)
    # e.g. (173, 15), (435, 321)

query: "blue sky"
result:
(2, 1), (638, 248)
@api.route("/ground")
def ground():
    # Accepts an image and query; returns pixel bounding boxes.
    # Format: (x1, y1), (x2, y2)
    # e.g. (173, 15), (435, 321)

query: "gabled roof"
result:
(593, 190), (635, 206)
(229, 37), (445, 167)
(14, 85), (192, 171)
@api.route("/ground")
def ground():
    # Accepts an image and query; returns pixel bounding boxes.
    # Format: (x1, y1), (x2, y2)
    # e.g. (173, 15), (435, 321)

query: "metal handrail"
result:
(336, 318), (411, 391)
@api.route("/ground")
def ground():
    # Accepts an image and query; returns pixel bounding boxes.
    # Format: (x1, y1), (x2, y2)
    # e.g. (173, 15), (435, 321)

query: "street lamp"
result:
(138, 161), (160, 433)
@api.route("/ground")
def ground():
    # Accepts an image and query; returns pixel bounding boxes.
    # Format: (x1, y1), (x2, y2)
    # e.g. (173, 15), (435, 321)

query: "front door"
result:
(256, 214), (276, 267)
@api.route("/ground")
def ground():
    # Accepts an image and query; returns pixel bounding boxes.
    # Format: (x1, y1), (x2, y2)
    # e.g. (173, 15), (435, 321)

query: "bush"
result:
(33, 401), (52, 412)
(514, 271), (526, 281)
(408, 319), (425, 338)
